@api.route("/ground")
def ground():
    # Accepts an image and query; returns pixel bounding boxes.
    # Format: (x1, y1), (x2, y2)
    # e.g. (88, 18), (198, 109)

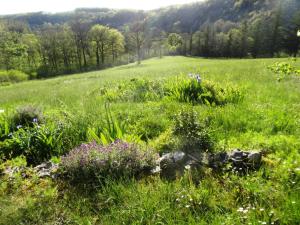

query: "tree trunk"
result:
(96, 42), (100, 68)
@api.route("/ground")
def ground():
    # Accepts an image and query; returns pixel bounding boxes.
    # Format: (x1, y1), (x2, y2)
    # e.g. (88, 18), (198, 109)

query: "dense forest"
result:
(0, 0), (300, 77)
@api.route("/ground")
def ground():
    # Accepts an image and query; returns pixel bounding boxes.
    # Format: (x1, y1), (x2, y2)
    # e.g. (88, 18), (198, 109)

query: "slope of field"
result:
(0, 56), (300, 224)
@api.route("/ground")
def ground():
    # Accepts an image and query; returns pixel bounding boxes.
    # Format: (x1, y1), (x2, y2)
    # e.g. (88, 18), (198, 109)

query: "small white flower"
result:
(185, 205), (190, 208)
(237, 207), (244, 212)
(0, 109), (4, 113)
(292, 201), (296, 204)
(297, 30), (300, 37)
(185, 165), (191, 170)
(261, 222), (267, 225)
(260, 208), (265, 211)
(243, 209), (249, 214)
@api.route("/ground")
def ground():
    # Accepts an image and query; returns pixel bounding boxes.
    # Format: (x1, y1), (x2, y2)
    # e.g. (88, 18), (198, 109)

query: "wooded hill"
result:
(0, 0), (299, 77)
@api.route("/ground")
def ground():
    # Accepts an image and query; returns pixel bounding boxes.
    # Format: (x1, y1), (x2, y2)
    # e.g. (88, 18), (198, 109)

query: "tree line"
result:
(0, 0), (299, 78)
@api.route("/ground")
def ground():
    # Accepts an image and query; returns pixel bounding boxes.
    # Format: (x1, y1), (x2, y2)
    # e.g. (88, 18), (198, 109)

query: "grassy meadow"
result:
(0, 56), (300, 224)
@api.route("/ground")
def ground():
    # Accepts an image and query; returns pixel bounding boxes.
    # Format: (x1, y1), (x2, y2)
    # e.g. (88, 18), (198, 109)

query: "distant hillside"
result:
(0, 0), (299, 77)
(1, 0), (278, 31)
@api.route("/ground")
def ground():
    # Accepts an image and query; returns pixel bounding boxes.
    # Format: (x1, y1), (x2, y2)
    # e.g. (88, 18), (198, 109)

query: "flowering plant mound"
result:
(60, 140), (158, 183)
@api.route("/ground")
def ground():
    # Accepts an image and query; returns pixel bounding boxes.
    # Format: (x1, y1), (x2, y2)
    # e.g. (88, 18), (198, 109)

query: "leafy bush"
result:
(268, 62), (300, 81)
(12, 105), (44, 128)
(173, 109), (214, 153)
(152, 108), (214, 154)
(100, 78), (165, 102)
(150, 128), (181, 155)
(131, 115), (168, 141)
(1, 122), (63, 165)
(86, 104), (141, 145)
(0, 70), (29, 84)
(0, 115), (10, 142)
(60, 140), (158, 184)
(166, 75), (243, 105)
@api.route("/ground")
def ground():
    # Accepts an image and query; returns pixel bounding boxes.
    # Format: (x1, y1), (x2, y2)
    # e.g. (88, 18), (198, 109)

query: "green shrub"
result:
(86, 104), (141, 145)
(60, 140), (158, 184)
(152, 108), (214, 154)
(100, 78), (165, 102)
(150, 128), (181, 155)
(0, 115), (10, 142)
(173, 108), (214, 153)
(267, 62), (300, 81)
(131, 116), (168, 141)
(166, 75), (243, 105)
(12, 105), (44, 128)
(1, 122), (63, 165)
(0, 70), (29, 84)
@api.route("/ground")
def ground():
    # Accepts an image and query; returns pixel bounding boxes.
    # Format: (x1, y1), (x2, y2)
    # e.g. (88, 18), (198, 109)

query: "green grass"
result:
(0, 56), (300, 224)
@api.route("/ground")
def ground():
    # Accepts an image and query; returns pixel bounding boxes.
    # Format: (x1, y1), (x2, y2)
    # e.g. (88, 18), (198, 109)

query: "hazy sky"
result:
(0, 0), (203, 15)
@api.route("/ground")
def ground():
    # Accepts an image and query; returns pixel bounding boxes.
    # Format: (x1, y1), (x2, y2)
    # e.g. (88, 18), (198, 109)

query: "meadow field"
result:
(0, 56), (300, 224)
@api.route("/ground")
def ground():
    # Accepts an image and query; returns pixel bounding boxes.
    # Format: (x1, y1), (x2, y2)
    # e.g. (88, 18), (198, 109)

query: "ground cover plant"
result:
(0, 56), (300, 224)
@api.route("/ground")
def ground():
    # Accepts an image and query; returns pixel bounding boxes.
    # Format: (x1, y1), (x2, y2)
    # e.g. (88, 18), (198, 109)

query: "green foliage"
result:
(131, 115), (168, 141)
(12, 105), (44, 128)
(150, 128), (181, 154)
(0, 57), (299, 224)
(100, 78), (165, 102)
(166, 75), (244, 105)
(173, 108), (214, 153)
(1, 122), (63, 165)
(0, 115), (10, 141)
(87, 104), (141, 145)
(268, 62), (300, 81)
(0, 70), (28, 84)
(167, 33), (183, 53)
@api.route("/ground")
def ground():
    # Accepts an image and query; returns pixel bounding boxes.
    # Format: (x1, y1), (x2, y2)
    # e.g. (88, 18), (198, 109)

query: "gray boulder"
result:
(159, 151), (187, 180)
(34, 162), (59, 178)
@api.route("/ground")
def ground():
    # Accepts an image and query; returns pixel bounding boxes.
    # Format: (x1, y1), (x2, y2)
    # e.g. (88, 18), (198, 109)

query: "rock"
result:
(155, 149), (263, 179)
(228, 150), (262, 172)
(160, 151), (187, 180)
(2, 166), (27, 178)
(247, 152), (262, 169)
(208, 152), (229, 170)
(34, 161), (59, 179)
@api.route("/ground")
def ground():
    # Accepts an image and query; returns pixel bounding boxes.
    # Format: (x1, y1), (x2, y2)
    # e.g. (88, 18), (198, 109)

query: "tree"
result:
(57, 25), (76, 72)
(70, 17), (90, 70)
(108, 28), (125, 63)
(228, 29), (243, 58)
(0, 30), (27, 70)
(89, 25), (110, 67)
(167, 33), (183, 55)
(22, 33), (40, 71)
(129, 20), (146, 64)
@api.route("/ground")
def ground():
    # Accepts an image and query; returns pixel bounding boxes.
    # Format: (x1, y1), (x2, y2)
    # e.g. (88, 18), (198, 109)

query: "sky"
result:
(0, 0), (203, 15)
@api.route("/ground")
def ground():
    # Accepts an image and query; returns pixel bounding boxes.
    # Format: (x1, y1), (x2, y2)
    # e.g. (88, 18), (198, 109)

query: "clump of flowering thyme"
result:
(61, 140), (158, 184)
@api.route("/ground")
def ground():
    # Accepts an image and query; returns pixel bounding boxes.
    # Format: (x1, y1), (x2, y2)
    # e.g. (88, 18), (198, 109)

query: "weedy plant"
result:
(0, 70), (29, 85)
(12, 105), (44, 128)
(1, 121), (63, 165)
(60, 140), (158, 184)
(87, 104), (141, 145)
(173, 108), (214, 153)
(100, 78), (165, 102)
(268, 62), (300, 82)
(0, 115), (10, 142)
(152, 108), (214, 154)
(165, 75), (243, 105)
